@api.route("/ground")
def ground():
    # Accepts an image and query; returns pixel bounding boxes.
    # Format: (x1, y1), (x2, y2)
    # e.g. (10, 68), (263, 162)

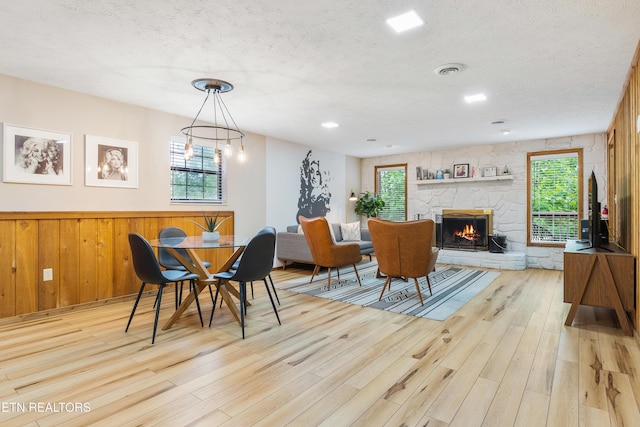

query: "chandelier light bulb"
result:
(184, 138), (194, 160)
(239, 143), (245, 163)
(225, 139), (232, 157)
(214, 147), (220, 164)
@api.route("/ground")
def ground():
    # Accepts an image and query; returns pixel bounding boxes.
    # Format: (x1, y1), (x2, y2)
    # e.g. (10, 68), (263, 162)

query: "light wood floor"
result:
(1, 263), (639, 426)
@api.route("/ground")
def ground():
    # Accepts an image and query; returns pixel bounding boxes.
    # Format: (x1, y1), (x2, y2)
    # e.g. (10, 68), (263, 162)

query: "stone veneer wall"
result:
(361, 133), (607, 270)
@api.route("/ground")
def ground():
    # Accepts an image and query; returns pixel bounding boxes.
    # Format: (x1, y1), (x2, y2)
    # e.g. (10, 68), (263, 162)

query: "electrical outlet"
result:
(43, 268), (53, 281)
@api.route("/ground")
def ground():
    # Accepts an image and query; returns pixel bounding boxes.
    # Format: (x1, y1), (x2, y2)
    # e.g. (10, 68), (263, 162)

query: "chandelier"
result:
(181, 78), (245, 163)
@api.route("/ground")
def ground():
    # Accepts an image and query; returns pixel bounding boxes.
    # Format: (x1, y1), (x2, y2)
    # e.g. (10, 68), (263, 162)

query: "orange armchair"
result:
(298, 216), (362, 289)
(368, 218), (439, 305)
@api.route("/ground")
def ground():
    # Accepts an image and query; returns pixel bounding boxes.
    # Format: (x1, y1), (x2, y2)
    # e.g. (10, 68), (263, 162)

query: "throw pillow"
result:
(340, 222), (361, 241)
(328, 223), (337, 243)
(297, 224), (304, 234)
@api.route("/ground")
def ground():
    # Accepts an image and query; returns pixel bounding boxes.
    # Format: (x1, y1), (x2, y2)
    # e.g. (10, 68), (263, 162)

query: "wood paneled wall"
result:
(0, 211), (233, 319)
(607, 40), (640, 329)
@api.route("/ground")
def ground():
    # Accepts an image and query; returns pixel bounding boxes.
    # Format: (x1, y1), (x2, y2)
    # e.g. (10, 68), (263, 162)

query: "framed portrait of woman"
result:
(2, 124), (72, 185)
(85, 135), (139, 188)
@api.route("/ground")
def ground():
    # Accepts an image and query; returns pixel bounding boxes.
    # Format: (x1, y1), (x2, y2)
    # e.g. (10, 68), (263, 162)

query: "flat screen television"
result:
(584, 171), (606, 249)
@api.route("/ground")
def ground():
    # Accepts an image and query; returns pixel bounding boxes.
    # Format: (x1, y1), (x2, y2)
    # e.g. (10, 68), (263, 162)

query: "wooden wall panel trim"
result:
(0, 211), (234, 319)
(15, 220), (38, 315)
(0, 221), (16, 317)
(59, 219), (80, 307)
(96, 218), (115, 301)
(0, 211), (234, 220)
(79, 219), (98, 304)
(113, 218), (134, 297)
(607, 40), (639, 330)
(38, 219), (59, 311)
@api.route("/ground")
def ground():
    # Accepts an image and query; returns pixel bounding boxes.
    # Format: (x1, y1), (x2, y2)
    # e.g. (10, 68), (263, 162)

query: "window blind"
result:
(170, 140), (226, 203)
(375, 165), (406, 221)
(529, 151), (579, 243)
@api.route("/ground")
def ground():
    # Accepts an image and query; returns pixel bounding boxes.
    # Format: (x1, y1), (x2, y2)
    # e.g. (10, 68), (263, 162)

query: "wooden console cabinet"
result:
(563, 241), (636, 335)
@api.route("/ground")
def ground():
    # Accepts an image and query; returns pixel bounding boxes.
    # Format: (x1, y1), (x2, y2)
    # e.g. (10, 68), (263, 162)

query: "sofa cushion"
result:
(340, 222), (361, 241)
(354, 240), (374, 254)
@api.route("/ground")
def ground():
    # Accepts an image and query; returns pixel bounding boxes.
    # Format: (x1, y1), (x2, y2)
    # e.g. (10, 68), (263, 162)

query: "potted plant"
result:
(354, 191), (385, 218)
(443, 169), (451, 179)
(191, 212), (231, 241)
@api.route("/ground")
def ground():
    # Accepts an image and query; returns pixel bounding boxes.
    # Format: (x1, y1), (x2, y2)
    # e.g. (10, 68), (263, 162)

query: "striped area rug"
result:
(277, 263), (500, 321)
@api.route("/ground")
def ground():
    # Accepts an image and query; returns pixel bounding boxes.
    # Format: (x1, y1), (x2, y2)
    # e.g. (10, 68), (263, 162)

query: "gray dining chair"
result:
(228, 226), (280, 304)
(126, 233), (202, 344)
(158, 226), (213, 307)
(209, 228), (280, 338)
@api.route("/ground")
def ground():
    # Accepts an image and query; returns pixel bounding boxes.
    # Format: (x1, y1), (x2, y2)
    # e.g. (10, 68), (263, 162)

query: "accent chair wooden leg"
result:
(414, 278), (424, 306)
(309, 265), (320, 284)
(352, 264), (362, 286)
(426, 275), (433, 296)
(327, 267), (332, 289)
(379, 276), (391, 300)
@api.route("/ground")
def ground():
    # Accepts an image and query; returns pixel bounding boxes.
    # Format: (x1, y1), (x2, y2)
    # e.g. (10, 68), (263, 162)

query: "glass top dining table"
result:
(148, 235), (251, 330)
(149, 235), (250, 250)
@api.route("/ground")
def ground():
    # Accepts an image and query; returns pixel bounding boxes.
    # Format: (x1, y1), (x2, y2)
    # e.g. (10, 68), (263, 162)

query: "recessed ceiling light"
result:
(386, 11), (424, 33)
(464, 93), (487, 103)
(434, 63), (466, 76)
(501, 129), (511, 135)
(321, 122), (339, 129)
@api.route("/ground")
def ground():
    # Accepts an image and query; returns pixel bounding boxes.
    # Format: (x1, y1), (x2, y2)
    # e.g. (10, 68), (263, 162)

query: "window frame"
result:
(527, 148), (583, 247)
(169, 138), (226, 204)
(374, 163), (407, 221)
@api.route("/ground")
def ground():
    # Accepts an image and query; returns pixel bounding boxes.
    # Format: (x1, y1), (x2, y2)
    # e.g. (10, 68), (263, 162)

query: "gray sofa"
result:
(276, 223), (374, 266)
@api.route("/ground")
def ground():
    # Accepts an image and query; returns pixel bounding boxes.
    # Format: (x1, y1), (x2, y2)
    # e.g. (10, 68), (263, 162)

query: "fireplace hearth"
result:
(437, 209), (492, 251)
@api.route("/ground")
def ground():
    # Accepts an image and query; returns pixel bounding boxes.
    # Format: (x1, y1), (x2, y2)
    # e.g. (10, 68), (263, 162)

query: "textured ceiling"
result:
(0, 1), (639, 158)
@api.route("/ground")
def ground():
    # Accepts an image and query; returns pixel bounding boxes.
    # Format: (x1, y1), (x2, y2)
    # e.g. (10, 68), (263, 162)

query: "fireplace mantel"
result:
(413, 175), (513, 185)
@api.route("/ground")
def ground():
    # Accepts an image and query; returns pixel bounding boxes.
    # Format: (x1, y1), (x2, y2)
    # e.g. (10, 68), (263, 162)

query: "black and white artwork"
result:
(2, 124), (72, 185)
(85, 135), (138, 188)
(296, 150), (331, 222)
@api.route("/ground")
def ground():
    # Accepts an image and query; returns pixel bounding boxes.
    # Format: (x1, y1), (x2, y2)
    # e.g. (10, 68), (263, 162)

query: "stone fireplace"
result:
(437, 209), (492, 251)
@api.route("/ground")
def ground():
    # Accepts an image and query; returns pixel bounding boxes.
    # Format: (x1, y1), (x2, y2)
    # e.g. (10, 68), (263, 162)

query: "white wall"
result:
(0, 74), (268, 237)
(361, 133), (607, 270)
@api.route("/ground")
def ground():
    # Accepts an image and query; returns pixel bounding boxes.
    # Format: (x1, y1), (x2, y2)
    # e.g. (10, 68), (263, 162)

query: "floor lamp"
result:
(347, 190), (357, 222)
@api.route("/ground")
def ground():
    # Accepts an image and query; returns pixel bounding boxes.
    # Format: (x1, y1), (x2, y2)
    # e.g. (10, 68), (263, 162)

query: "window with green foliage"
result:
(170, 140), (225, 203)
(527, 148), (582, 245)
(375, 164), (407, 221)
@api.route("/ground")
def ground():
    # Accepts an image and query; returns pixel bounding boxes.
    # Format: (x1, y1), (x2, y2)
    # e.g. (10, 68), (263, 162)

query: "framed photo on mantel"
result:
(483, 166), (497, 177)
(453, 163), (469, 178)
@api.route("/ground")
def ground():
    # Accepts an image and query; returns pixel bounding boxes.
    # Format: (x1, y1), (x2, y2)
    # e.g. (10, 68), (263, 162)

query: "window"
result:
(170, 140), (226, 203)
(527, 148), (583, 246)
(375, 164), (407, 221)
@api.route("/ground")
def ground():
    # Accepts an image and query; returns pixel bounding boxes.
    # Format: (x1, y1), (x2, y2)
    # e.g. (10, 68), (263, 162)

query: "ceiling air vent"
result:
(434, 63), (466, 76)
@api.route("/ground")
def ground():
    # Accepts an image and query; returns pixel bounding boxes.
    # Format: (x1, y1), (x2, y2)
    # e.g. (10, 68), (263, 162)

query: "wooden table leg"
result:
(162, 247), (245, 330)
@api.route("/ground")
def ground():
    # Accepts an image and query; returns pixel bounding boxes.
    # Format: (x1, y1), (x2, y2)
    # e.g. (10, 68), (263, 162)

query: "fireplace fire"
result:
(437, 209), (492, 251)
(454, 223), (480, 242)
